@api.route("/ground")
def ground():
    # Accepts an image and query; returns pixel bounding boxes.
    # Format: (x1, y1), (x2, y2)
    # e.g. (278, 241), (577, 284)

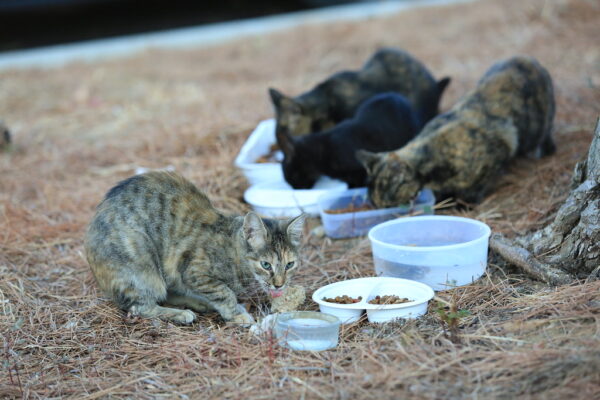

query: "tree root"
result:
(489, 234), (573, 286)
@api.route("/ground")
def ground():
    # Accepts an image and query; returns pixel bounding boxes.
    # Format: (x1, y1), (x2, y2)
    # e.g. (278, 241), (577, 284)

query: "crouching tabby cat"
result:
(85, 172), (305, 325)
(358, 56), (555, 207)
(270, 48), (450, 139)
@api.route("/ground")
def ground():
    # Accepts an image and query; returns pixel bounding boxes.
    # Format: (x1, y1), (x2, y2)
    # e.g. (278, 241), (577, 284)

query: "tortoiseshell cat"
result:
(279, 92), (422, 189)
(269, 48), (450, 139)
(85, 172), (305, 325)
(358, 56), (555, 207)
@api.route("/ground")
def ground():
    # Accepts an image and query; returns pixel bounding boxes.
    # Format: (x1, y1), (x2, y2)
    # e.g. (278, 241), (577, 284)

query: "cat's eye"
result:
(260, 261), (272, 271)
(285, 261), (295, 270)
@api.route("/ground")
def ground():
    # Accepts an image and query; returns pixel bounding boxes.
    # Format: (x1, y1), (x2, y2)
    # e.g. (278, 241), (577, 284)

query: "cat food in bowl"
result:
(367, 295), (410, 305)
(312, 277), (434, 324)
(318, 188), (435, 238)
(368, 215), (491, 291)
(234, 119), (285, 185)
(274, 311), (340, 351)
(322, 295), (363, 304)
(311, 278), (373, 323)
(244, 176), (348, 218)
(363, 279), (433, 323)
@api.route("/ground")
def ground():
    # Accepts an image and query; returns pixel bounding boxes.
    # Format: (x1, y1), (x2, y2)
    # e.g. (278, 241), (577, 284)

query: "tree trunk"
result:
(490, 118), (600, 285)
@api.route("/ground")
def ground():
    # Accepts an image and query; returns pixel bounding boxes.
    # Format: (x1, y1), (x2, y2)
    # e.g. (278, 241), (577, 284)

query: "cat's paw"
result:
(172, 309), (196, 324)
(230, 311), (256, 326)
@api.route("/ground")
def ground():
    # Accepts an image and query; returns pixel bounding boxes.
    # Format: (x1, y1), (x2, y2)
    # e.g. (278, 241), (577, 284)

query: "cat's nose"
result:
(273, 283), (284, 289)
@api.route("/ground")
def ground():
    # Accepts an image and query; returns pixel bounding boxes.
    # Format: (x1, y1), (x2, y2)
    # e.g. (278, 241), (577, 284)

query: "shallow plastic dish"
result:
(274, 311), (341, 351)
(318, 187), (435, 239)
(312, 277), (435, 324)
(244, 176), (348, 218)
(368, 216), (491, 291)
(234, 119), (284, 185)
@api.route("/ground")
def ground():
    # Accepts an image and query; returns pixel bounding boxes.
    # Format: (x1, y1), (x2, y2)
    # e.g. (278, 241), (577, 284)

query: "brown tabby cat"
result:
(358, 56), (555, 207)
(84, 172), (305, 325)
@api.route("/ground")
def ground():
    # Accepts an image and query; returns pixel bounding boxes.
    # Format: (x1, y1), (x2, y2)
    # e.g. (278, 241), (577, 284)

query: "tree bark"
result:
(490, 118), (600, 284)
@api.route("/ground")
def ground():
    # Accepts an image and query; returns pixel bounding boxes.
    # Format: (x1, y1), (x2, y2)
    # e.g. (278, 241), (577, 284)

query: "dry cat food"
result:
(324, 203), (375, 214)
(255, 144), (281, 163)
(368, 295), (411, 305)
(322, 295), (363, 304)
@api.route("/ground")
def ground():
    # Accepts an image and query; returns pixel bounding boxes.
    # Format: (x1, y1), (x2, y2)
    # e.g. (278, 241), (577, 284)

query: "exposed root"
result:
(490, 234), (573, 285)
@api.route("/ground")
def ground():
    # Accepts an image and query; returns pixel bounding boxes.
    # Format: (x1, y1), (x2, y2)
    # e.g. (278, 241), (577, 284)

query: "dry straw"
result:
(1, 0), (599, 398)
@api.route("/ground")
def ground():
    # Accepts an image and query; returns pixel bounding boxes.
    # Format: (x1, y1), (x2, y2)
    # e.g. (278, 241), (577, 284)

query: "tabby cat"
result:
(358, 56), (555, 207)
(84, 172), (305, 324)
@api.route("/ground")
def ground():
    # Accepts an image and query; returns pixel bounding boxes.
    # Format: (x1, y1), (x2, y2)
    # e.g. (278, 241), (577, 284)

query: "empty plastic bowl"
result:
(243, 176), (348, 218)
(318, 187), (435, 238)
(274, 311), (341, 351)
(234, 119), (284, 185)
(368, 215), (491, 291)
(312, 277), (435, 324)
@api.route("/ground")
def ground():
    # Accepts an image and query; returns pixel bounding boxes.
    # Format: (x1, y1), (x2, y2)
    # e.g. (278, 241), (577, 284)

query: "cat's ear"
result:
(269, 88), (285, 108)
(243, 212), (268, 250)
(356, 150), (382, 175)
(269, 88), (302, 114)
(286, 214), (306, 247)
(437, 77), (451, 96)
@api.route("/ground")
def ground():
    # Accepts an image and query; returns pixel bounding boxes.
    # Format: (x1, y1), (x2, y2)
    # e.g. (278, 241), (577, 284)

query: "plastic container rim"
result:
(317, 187), (433, 215)
(276, 310), (341, 328)
(368, 215), (491, 252)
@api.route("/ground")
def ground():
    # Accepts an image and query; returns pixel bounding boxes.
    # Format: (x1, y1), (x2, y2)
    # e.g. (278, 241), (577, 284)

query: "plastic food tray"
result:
(318, 187), (435, 239)
(312, 277), (435, 324)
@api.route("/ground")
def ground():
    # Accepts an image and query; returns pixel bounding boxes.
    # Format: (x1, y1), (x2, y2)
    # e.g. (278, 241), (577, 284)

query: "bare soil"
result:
(1, 0), (599, 398)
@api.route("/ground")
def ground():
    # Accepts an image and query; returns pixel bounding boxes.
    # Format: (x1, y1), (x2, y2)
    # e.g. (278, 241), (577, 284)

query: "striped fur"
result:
(84, 172), (305, 324)
(359, 56), (555, 207)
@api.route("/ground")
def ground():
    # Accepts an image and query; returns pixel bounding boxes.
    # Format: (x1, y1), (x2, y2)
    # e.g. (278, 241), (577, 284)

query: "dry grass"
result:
(1, 0), (600, 398)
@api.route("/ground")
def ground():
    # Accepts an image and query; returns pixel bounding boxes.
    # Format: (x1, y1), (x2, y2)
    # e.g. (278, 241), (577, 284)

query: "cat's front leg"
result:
(231, 304), (255, 325)
(185, 274), (255, 325)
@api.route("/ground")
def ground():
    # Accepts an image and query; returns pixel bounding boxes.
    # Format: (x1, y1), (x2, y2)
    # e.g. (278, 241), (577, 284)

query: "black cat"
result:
(278, 92), (423, 189)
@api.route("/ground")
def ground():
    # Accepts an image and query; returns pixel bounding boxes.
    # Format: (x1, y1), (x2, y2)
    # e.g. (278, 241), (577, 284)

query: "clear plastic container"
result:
(274, 311), (340, 351)
(368, 216), (491, 291)
(318, 188), (435, 239)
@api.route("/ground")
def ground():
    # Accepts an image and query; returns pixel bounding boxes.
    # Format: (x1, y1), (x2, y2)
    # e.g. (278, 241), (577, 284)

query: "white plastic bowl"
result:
(244, 176), (348, 218)
(234, 119), (284, 185)
(368, 216), (491, 291)
(312, 277), (434, 324)
(364, 279), (433, 323)
(318, 187), (435, 239)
